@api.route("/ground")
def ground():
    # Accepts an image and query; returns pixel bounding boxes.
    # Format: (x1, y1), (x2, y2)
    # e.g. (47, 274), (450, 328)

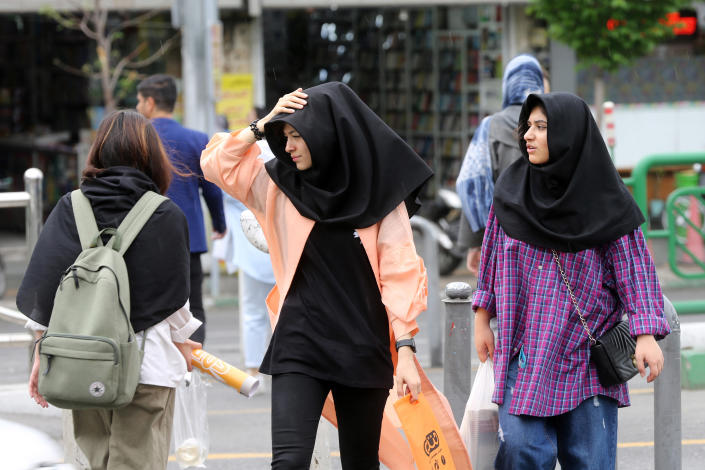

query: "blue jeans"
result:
(239, 271), (275, 368)
(495, 359), (618, 470)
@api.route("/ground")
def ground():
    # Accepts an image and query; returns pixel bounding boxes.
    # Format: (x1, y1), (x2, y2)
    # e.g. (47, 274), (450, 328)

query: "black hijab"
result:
(493, 92), (644, 252)
(263, 82), (433, 228)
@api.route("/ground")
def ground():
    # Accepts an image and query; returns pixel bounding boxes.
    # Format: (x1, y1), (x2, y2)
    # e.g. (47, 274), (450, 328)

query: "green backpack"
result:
(37, 189), (167, 409)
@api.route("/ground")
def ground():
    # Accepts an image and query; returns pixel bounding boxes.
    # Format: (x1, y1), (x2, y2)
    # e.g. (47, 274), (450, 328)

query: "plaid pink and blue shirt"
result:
(472, 206), (671, 417)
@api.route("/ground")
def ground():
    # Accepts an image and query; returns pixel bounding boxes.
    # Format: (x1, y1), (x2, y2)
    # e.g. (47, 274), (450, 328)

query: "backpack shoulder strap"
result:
(70, 189), (100, 250)
(116, 191), (169, 255)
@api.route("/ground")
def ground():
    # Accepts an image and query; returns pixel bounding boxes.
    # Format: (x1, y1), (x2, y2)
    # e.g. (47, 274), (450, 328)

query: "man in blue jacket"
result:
(136, 74), (226, 344)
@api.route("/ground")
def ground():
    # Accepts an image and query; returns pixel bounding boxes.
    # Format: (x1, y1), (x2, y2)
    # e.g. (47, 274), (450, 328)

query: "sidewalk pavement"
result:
(2, 283), (705, 469)
(1, 230), (705, 468)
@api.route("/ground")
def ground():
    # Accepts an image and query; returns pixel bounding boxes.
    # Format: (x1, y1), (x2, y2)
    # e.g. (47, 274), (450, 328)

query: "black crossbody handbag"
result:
(552, 250), (638, 387)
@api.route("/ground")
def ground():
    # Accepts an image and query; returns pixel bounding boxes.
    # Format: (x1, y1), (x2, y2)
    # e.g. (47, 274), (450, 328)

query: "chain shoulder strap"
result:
(551, 249), (596, 345)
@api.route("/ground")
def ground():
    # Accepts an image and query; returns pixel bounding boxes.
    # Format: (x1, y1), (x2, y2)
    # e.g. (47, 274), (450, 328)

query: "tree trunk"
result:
(94, 5), (115, 115)
(593, 70), (605, 130)
(101, 74), (116, 114)
(98, 41), (116, 114)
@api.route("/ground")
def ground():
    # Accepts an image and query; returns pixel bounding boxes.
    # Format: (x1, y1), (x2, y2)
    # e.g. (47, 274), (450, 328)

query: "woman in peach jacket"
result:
(201, 82), (433, 469)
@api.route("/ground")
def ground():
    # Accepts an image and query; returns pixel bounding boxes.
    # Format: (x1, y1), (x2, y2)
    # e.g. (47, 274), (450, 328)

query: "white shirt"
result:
(26, 303), (201, 389)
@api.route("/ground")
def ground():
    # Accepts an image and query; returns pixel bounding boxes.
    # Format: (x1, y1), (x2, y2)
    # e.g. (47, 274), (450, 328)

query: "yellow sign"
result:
(217, 74), (253, 131)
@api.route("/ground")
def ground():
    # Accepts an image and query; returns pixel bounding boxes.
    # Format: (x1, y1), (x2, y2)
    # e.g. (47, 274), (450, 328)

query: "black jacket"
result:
(17, 167), (190, 332)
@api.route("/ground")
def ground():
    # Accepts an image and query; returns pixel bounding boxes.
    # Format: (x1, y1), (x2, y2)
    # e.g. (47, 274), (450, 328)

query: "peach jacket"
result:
(200, 129), (428, 360)
(201, 130), (472, 470)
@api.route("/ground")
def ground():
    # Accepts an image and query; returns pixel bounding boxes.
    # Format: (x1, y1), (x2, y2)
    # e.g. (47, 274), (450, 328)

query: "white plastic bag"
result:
(172, 371), (210, 469)
(459, 359), (499, 470)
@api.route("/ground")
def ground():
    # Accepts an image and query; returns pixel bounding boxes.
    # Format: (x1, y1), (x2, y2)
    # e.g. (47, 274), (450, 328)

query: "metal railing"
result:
(0, 168), (44, 256)
(0, 305), (33, 346)
(622, 153), (705, 314)
(0, 168), (43, 339)
(622, 153), (704, 235)
(665, 186), (705, 279)
(442, 282), (683, 469)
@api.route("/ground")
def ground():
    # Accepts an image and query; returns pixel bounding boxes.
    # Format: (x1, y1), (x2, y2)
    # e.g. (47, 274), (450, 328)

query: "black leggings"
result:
(271, 373), (389, 470)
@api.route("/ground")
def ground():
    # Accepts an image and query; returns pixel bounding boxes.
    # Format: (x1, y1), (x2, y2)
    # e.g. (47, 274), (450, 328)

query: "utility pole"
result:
(248, 0), (266, 111)
(171, 0), (221, 299)
(172, 0), (218, 136)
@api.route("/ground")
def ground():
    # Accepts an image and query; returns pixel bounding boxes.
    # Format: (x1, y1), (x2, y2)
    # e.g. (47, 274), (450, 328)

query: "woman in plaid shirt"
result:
(473, 92), (670, 470)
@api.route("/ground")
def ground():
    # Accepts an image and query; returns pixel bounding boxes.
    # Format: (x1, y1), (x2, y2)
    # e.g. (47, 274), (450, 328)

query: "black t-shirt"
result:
(259, 223), (393, 389)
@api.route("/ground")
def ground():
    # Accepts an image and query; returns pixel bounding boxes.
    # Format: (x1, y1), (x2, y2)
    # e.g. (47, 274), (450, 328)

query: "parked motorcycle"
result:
(413, 188), (465, 276)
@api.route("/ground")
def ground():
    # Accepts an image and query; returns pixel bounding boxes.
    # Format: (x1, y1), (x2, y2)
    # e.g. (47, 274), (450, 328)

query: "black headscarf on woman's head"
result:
(263, 82), (433, 228)
(492, 92), (644, 252)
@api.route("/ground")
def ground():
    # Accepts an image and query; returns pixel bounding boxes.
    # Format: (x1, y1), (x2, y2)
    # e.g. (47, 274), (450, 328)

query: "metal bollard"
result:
(654, 295), (681, 470)
(410, 216), (443, 367)
(442, 282), (474, 425)
(24, 168), (43, 256)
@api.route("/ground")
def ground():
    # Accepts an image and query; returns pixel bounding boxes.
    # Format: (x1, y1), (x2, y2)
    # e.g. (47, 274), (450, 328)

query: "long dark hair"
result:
(82, 110), (175, 194)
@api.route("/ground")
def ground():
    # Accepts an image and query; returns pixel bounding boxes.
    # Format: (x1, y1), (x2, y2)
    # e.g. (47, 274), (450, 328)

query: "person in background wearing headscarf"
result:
(201, 82), (433, 469)
(473, 92), (670, 469)
(455, 54), (545, 275)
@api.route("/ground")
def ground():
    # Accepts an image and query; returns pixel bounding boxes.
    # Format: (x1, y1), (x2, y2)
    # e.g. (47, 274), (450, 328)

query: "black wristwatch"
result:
(395, 338), (416, 353)
(249, 120), (265, 141)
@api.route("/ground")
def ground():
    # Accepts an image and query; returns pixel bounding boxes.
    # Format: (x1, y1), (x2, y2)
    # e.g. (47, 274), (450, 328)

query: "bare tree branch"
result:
(41, 9), (81, 30)
(52, 58), (100, 80)
(44, 0), (179, 113)
(125, 32), (181, 69)
(114, 70), (142, 102)
(78, 11), (100, 41)
(111, 9), (162, 34)
(109, 41), (148, 93)
(97, 0), (108, 35)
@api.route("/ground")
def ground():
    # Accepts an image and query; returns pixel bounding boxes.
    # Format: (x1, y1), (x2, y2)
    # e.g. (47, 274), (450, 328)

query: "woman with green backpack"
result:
(17, 110), (203, 469)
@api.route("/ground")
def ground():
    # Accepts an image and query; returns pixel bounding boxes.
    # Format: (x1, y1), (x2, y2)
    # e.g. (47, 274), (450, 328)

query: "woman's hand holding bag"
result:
(474, 308), (495, 362)
(395, 346), (421, 401)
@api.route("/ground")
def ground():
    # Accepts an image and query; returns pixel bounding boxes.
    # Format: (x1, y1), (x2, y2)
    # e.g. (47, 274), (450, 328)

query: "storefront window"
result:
(263, 5), (507, 190)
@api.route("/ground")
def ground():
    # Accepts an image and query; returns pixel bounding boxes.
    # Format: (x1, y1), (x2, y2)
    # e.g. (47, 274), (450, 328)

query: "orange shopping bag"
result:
(394, 392), (458, 470)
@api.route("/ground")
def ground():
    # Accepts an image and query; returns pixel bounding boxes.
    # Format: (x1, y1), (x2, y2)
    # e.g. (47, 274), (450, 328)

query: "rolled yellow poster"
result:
(191, 349), (260, 397)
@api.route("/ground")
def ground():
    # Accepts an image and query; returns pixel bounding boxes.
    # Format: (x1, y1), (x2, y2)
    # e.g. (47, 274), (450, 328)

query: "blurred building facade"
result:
(0, 0), (703, 228)
(0, 1), (247, 229)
